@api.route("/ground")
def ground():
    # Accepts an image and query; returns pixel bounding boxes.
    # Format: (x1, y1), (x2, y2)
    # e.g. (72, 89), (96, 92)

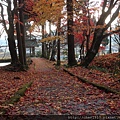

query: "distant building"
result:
(25, 39), (38, 56)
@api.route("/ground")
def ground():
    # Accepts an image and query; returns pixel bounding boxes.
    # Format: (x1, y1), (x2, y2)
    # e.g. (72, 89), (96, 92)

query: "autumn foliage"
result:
(90, 53), (120, 74)
(0, 57), (120, 116)
(0, 0), (120, 116)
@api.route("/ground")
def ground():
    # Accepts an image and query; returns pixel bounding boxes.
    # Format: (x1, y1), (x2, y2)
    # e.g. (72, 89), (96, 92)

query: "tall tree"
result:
(29, 0), (65, 61)
(67, 0), (77, 66)
(41, 25), (45, 57)
(50, 40), (57, 61)
(0, 0), (18, 65)
(57, 18), (61, 66)
(14, 0), (24, 66)
(81, 0), (120, 67)
(19, 0), (27, 66)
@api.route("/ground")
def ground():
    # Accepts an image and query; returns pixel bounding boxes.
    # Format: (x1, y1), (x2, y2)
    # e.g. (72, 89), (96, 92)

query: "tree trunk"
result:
(7, 0), (18, 65)
(57, 18), (61, 66)
(48, 42), (51, 59)
(42, 42), (45, 57)
(119, 44), (120, 52)
(44, 42), (48, 59)
(81, 28), (104, 67)
(109, 33), (112, 53)
(80, 0), (120, 67)
(57, 39), (60, 65)
(67, 0), (77, 66)
(19, 0), (27, 66)
(50, 40), (56, 61)
(32, 47), (35, 56)
(80, 40), (85, 61)
(50, 30), (57, 61)
(46, 43), (49, 59)
(14, 0), (24, 65)
(41, 25), (45, 58)
(118, 34), (120, 59)
(7, 35), (18, 65)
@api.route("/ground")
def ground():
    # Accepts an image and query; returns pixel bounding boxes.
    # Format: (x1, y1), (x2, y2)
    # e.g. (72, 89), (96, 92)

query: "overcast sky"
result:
(0, 0), (119, 40)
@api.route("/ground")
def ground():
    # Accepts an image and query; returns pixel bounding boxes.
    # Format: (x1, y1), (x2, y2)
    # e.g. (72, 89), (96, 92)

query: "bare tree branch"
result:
(102, 0), (107, 14)
(97, 0), (119, 25)
(104, 5), (120, 31)
(0, 3), (8, 34)
(113, 32), (120, 44)
(102, 27), (120, 39)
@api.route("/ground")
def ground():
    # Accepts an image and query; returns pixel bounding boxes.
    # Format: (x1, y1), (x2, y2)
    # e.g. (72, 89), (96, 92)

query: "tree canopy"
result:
(0, 0), (120, 67)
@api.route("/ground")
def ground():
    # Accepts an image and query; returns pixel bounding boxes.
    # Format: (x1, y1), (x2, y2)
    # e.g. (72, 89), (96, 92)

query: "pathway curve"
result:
(7, 58), (120, 116)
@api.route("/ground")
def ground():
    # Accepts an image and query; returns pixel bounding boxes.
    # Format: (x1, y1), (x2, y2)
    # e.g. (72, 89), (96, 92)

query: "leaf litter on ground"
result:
(0, 57), (120, 115)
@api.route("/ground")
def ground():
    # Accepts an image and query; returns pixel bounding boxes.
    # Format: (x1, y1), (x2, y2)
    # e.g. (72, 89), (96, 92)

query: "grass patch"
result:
(7, 81), (33, 104)
(0, 81), (33, 115)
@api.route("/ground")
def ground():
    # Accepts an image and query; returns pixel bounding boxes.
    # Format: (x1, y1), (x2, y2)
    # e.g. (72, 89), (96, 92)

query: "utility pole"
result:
(109, 13), (112, 53)
(109, 0), (112, 53)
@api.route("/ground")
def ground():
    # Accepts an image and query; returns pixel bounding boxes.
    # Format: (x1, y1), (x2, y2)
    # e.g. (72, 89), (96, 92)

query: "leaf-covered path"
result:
(0, 58), (120, 115)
